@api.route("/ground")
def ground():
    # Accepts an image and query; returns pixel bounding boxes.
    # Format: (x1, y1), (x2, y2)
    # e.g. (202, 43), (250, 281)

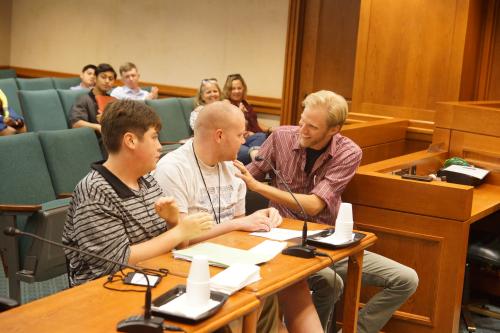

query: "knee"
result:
(394, 266), (419, 295)
(308, 269), (344, 302)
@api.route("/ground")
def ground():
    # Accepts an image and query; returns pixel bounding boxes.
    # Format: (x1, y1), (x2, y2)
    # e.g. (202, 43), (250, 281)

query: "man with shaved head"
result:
(154, 101), (323, 333)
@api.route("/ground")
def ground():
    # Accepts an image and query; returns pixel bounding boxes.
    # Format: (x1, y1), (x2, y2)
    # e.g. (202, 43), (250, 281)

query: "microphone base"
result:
(117, 315), (164, 333)
(282, 244), (316, 258)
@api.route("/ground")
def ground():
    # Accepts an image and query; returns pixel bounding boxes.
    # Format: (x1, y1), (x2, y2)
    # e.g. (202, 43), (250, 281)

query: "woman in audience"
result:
(189, 78), (222, 130)
(223, 73), (273, 164)
(0, 89), (26, 136)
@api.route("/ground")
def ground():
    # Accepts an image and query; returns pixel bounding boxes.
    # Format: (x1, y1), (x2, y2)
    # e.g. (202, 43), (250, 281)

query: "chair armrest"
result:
(160, 140), (183, 145)
(0, 204), (41, 213)
(0, 296), (19, 312)
(57, 192), (73, 199)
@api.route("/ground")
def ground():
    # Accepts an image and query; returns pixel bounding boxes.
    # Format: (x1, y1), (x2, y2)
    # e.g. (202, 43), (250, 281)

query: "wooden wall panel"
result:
(352, 0), (473, 122)
(352, 205), (471, 333)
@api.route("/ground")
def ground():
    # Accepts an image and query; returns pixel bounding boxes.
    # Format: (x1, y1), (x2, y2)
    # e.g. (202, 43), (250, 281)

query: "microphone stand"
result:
(254, 156), (316, 258)
(3, 227), (164, 333)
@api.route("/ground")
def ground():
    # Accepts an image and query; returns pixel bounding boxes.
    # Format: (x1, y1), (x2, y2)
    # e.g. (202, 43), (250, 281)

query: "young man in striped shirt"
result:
(63, 100), (213, 286)
(236, 90), (419, 333)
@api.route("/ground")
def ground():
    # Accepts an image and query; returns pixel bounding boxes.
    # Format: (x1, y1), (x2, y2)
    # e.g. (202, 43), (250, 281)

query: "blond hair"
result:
(302, 90), (348, 127)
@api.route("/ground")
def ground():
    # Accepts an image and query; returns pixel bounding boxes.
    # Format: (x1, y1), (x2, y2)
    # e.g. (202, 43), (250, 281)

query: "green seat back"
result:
(18, 90), (68, 131)
(39, 128), (102, 195)
(16, 78), (55, 90)
(0, 69), (16, 79)
(0, 78), (22, 116)
(57, 89), (89, 125)
(0, 132), (56, 205)
(52, 77), (81, 90)
(146, 98), (191, 143)
(178, 97), (195, 136)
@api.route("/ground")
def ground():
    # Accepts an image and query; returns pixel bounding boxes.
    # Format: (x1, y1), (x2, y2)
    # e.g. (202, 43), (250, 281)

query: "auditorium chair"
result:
(145, 97), (192, 155)
(18, 89), (68, 131)
(52, 77), (81, 90)
(16, 77), (55, 91)
(56, 88), (89, 126)
(0, 78), (22, 116)
(0, 133), (70, 302)
(39, 128), (103, 197)
(0, 68), (16, 79)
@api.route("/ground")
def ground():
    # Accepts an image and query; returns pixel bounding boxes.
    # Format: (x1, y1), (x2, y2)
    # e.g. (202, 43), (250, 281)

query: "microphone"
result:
(254, 156), (316, 258)
(3, 227), (164, 333)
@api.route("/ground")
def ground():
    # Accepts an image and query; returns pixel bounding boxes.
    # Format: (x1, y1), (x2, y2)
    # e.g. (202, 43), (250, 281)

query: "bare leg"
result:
(278, 280), (323, 333)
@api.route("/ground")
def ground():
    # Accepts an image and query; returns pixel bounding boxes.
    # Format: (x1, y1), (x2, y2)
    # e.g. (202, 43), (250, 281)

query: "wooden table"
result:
(0, 219), (376, 333)
(0, 273), (260, 333)
(142, 218), (377, 333)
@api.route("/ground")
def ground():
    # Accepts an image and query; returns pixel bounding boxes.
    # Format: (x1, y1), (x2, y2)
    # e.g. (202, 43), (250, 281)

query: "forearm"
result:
(128, 227), (187, 264)
(72, 120), (101, 132)
(188, 221), (241, 244)
(251, 181), (325, 217)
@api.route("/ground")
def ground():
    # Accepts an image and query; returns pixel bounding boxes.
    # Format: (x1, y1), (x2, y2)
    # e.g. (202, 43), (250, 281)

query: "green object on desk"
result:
(443, 157), (470, 168)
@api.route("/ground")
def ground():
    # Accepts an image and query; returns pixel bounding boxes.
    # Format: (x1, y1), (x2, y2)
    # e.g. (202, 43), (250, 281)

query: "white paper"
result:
(316, 233), (355, 245)
(444, 165), (489, 179)
(248, 240), (287, 262)
(210, 264), (261, 295)
(153, 293), (220, 320)
(250, 228), (322, 241)
(130, 273), (160, 286)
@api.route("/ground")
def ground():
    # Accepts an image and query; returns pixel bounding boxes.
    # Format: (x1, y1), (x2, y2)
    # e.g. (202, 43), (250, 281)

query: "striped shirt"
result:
(246, 126), (362, 225)
(62, 162), (167, 286)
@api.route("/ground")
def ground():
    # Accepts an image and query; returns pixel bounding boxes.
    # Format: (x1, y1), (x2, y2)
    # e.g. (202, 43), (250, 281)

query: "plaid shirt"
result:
(246, 126), (362, 225)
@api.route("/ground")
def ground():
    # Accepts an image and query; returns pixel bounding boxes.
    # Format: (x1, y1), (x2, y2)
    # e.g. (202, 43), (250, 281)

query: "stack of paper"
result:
(173, 241), (286, 268)
(210, 264), (261, 295)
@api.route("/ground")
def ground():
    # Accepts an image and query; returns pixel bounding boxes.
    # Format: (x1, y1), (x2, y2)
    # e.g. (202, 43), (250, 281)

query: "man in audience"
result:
(70, 63), (117, 134)
(154, 101), (323, 333)
(70, 64), (97, 90)
(63, 100), (213, 286)
(111, 62), (158, 101)
(235, 90), (419, 333)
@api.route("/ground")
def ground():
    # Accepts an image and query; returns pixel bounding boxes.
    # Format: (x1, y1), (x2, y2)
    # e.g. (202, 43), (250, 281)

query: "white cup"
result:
(186, 255), (210, 307)
(337, 203), (353, 223)
(334, 203), (354, 242)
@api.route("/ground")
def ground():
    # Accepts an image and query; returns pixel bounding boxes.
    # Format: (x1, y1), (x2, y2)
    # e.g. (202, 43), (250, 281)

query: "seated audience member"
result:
(189, 78), (221, 130)
(111, 62), (158, 101)
(223, 73), (275, 164)
(236, 90), (419, 333)
(0, 89), (26, 136)
(63, 100), (213, 286)
(70, 64), (97, 90)
(154, 101), (323, 333)
(70, 63), (117, 134)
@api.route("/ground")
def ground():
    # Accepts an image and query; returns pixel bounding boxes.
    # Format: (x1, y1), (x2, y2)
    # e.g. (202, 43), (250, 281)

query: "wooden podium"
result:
(343, 101), (500, 332)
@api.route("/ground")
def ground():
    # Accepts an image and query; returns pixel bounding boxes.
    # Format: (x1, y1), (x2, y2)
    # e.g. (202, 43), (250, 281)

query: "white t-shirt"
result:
(153, 140), (246, 223)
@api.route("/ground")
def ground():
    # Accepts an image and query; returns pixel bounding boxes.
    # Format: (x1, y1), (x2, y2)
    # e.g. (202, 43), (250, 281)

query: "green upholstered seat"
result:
(0, 133), (69, 302)
(16, 78), (55, 90)
(146, 98), (191, 144)
(0, 69), (16, 79)
(52, 77), (81, 90)
(39, 128), (102, 195)
(0, 78), (22, 116)
(178, 97), (195, 136)
(56, 89), (89, 125)
(18, 90), (68, 131)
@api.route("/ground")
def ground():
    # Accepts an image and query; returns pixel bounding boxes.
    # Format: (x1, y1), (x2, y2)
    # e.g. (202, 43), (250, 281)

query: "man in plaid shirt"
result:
(235, 90), (419, 333)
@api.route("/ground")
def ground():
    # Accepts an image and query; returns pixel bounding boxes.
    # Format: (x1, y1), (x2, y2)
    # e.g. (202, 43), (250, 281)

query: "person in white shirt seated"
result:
(70, 64), (97, 90)
(111, 62), (159, 101)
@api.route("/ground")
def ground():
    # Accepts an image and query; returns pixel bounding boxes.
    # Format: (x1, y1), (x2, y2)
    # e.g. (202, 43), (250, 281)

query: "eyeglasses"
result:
(201, 78), (217, 84)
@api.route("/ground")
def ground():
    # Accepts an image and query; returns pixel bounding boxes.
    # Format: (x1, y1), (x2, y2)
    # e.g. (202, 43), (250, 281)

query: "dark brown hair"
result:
(101, 100), (161, 153)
